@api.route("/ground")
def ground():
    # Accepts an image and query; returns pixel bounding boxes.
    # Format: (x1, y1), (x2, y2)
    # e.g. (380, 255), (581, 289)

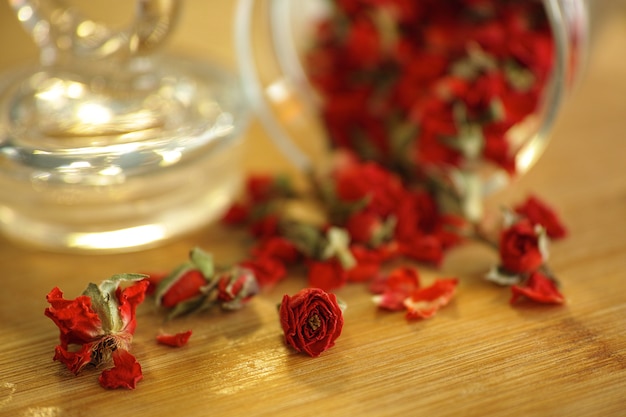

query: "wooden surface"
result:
(1, 2), (626, 416)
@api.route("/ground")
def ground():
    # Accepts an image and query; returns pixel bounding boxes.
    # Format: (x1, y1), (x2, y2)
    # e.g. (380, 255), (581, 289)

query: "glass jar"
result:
(235, 0), (590, 220)
(0, 1), (249, 253)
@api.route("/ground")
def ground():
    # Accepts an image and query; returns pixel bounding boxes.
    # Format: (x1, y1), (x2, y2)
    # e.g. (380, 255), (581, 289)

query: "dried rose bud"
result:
(157, 269), (208, 308)
(498, 218), (548, 274)
(216, 267), (259, 310)
(279, 288), (344, 357)
(514, 195), (568, 239)
(154, 247), (215, 309)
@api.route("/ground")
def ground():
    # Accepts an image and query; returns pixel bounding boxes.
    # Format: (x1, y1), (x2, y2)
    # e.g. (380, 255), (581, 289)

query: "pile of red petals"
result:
(370, 267), (458, 319)
(223, 151), (567, 308)
(223, 153), (466, 293)
(307, 0), (554, 178)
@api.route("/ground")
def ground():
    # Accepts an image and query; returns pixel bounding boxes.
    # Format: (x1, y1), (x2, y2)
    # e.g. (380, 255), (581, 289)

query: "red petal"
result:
(398, 235), (444, 266)
(251, 237), (300, 264)
(307, 260), (347, 291)
(373, 267), (420, 311)
(142, 273), (168, 296)
(116, 280), (149, 335)
(98, 349), (143, 390)
(405, 278), (458, 319)
(156, 330), (193, 347)
(510, 271), (565, 305)
(514, 195), (568, 239)
(53, 343), (93, 375)
(221, 202), (251, 225)
(45, 287), (103, 346)
(240, 257), (287, 288)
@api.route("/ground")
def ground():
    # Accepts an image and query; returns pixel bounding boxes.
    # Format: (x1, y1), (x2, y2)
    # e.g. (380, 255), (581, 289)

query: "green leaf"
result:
(82, 273), (148, 332)
(166, 294), (213, 320)
(190, 247), (214, 279)
(281, 221), (325, 259)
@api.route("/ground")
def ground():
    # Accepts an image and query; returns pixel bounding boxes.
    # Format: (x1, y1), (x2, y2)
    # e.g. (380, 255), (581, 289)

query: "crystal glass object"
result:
(0, 1), (248, 252)
(235, 0), (589, 220)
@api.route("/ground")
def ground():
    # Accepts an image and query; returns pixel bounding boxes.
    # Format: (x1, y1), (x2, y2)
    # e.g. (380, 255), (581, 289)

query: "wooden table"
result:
(1, 3), (625, 416)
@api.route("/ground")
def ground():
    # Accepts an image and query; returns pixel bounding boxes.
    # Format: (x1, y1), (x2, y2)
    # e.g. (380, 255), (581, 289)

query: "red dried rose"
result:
(279, 288), (344, 357)
(156, 330), (193, 347)
(398, 234), (444, 266)
(372, 267), (420, 311)
(514, 195), (568, 239)
(98, 349), (143, 390)
(221, 202), (250, 225)
(306, 259), (347, 291)
(251, 236), (300, 264)
(250, 214), (281, 238)
(404, 278), (458, 319)
(45, 274), (148, 389)
(510, 271), (564, 305)
(498, 218), (547, 274)
(344, 244), (394, 283)
(246, 173), (292, 202)
(215, 267), (259, 310)
(345, 210), (383, 245)
(333, 159), (406, 217)
(239, 256), (287, 288)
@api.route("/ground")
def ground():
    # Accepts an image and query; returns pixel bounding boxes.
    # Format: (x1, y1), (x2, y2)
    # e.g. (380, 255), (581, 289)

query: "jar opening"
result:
(236, 0), (587, 211)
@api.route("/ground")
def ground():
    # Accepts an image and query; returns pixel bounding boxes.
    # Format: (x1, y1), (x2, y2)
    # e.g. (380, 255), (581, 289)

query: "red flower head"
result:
(333, 158), (406, 218)
(216, 266), (260, 310)
(514, 195), (568, 239)
(510, 271), (565, 305)
(154, 248), (215, 310)
(306, 259), (347, 292)
(239, 256), (287, 288)
(279, 288), (344, 357)
(498, 218), (548, 274)
(251, 236), (301, 264)
(45, 274), (148, 389)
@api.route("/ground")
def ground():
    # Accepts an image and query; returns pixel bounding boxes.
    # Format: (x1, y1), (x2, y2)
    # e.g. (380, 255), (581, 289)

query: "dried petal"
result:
(510, 271), (564, 304)
(404, 278), (458, 319)
(98, 349), (143, 390)
(116, 280), (149, 335)
(372, 267), (420, 311)
(239, 257), (287, 288)
(52, 343), (94, 375)
(156, 330), (193, 347)
(216, 267), (259, 310)
(45, 287), (103, 347)
(514, 195), (568, 239)
(307, 260), (347, 292)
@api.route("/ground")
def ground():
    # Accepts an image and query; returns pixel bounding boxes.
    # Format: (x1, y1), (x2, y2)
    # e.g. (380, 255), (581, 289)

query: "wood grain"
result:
(1, 2), (625, 416)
